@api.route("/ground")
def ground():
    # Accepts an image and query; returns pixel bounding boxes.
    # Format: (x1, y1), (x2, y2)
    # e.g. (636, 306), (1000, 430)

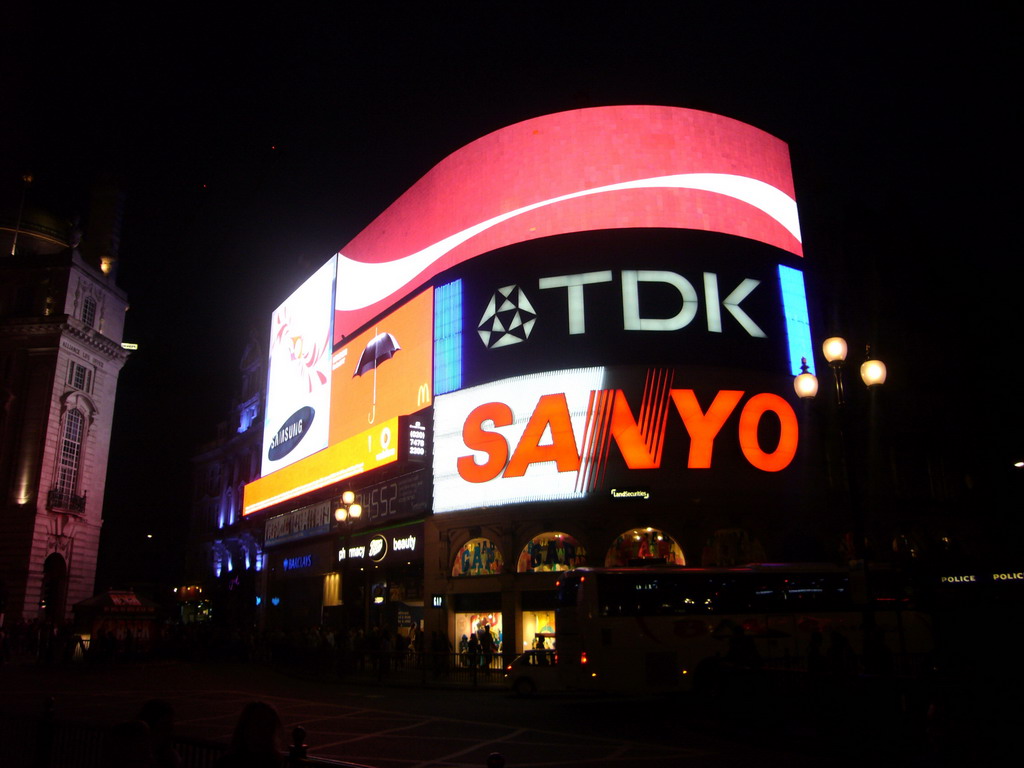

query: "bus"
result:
(537, 563), (931, 693)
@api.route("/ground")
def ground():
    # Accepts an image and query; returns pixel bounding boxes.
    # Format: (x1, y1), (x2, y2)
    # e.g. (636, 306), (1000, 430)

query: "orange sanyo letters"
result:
(457, 388), (798, 482)
(456, 402), (514, 482)
(504, 394), (580, 477)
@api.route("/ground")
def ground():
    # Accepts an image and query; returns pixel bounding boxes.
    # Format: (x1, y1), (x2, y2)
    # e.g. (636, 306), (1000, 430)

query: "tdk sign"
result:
(478, 269), (766, 345)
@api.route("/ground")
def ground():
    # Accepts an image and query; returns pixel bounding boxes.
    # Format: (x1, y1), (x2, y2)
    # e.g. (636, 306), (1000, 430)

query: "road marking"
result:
(410, 728), (527, 768)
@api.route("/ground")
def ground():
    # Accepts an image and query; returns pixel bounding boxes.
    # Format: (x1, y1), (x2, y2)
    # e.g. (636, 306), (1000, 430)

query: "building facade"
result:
(239, 106), (830, 652)
(0, 182), (129, 624)
(183, 331), (266, 625)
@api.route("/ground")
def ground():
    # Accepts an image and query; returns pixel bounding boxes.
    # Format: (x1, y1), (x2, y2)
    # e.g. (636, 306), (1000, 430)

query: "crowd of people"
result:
(1, 616), (523, 682)
(457, 623), (502, 668)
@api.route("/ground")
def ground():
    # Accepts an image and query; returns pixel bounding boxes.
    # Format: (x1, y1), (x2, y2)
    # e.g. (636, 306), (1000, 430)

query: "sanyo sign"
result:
(432, 367), (798, 513)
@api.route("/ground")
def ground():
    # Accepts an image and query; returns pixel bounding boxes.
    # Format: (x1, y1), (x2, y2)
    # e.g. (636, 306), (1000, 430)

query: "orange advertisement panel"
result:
(330, 290), (433, 446)
(243, 417), (399, 515)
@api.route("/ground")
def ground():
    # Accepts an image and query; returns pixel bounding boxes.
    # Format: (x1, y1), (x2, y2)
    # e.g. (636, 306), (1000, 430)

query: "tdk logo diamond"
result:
(477, 285), (537, 348)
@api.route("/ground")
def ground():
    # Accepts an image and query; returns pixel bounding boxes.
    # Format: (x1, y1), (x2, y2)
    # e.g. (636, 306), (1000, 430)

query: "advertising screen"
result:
(434, 368), (608, 512)
(447, 229), (808, 393)
(248, 287), (433, 518)
(248, 106), (811, 525)
(262, 256), (337, 477)
(244, 417), (400, 515)
(433, 366), (800, 514)
(330, 289), (433, 446)
(332, 106), (802, 344)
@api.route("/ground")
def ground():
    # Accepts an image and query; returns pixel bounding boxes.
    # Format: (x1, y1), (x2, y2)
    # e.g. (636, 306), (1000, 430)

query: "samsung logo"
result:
(268, 406), (315, 461)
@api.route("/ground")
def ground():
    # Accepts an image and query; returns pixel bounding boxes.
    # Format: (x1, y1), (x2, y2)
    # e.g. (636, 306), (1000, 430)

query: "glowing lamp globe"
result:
(794, 371), (819, 399)
(822, 337), (848, 364)
(860, 359), (887, 387)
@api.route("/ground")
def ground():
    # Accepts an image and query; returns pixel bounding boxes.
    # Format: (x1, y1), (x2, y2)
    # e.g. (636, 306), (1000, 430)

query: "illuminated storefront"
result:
(245, 105), (821, 654)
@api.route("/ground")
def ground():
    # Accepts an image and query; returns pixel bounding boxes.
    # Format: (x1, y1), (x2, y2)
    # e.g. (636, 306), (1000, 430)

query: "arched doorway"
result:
(42, 552), (69, 622)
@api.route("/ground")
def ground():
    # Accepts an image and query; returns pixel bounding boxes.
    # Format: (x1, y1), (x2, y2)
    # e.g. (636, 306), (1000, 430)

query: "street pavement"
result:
(0, 656), (935, 767)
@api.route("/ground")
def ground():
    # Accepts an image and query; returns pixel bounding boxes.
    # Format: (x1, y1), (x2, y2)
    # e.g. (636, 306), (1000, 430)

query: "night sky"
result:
(3, 5), (1019, 588)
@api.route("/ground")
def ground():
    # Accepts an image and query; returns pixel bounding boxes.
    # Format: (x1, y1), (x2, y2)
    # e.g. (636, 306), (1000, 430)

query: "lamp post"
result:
(335, 491), (362, 632)
(795, 337), (886, 560)
(795, 337), (886, 652)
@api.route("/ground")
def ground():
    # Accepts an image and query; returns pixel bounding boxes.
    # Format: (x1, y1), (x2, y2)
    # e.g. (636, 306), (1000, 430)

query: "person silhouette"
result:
(216, 701), (285, 768)
(137, 699), (182, 768)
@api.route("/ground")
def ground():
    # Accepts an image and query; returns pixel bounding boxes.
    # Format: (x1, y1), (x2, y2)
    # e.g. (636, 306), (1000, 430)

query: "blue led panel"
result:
(434, 280), (464, 395)
(777, 265), (814, 376)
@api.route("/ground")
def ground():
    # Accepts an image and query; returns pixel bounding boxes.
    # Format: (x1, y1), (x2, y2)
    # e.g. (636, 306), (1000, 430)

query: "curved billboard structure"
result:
(246, 106), (815, 565)
(333, 105), (803, 343)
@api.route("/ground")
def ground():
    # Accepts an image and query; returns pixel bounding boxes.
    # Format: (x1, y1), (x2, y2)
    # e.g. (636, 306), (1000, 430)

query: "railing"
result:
(47, 487), (86, 515)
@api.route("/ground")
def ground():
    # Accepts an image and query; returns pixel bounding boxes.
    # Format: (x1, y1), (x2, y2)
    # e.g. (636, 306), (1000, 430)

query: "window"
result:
(452, 537), (503, 577)
(58, 408), (85, 495)
(82, 296), (97, 328)
(67, 361), (93, 393)
(517, 532), (587, 573)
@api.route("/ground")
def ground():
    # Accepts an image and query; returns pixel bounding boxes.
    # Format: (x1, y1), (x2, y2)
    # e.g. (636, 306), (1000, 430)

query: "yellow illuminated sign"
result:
(243, 417), (399, 516)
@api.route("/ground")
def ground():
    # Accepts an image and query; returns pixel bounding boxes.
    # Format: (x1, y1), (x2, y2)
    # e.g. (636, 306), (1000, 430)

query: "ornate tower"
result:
(0, 178), (130, 623)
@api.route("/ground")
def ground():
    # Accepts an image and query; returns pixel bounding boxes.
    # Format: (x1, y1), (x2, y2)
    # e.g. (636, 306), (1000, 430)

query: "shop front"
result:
(336, 520), (426, 638)
(433, 521), (696, 659)
(265, 538), (337, 631)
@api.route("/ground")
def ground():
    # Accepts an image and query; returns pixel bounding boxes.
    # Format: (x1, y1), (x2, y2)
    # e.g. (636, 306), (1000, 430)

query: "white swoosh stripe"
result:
(336, 173), (801, 312)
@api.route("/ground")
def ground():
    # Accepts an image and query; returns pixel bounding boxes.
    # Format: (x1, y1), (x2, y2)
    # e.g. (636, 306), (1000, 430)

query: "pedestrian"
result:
(137, 699), (183, 768)
(216, 701), (285, 768)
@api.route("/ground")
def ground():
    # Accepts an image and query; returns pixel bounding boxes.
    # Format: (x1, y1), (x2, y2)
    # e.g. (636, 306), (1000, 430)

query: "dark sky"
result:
(3, 5), (1019, 585)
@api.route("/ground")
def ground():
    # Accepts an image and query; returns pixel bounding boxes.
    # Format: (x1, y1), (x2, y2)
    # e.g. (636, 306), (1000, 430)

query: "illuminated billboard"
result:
(434, 368), (607, 511)
(433, 367), (799, 514)
(249, 286), (433, 517)
(244, 417), (399, 515)
(330, 289), (433, 445)
(444, 229), (813, 392)
(332, 106), (802, 344)
(262, 256), (336, 477)
(247, 105), (812, 525)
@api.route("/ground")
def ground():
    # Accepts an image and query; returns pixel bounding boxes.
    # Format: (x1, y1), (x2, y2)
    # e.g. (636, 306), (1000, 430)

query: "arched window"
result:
(517, 532), (586, 572)
(605, 527), (685, 567)
(82, 296), (97, 328)
(452, 537), (503, 577)
(57, 408), (85, 495)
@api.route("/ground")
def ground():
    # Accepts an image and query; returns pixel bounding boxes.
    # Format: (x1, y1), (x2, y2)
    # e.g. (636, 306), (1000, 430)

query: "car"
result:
(504, 650), (561, 696)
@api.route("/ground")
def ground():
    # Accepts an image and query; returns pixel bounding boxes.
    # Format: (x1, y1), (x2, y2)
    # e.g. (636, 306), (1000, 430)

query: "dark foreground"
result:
(0, 654), (1017, 768)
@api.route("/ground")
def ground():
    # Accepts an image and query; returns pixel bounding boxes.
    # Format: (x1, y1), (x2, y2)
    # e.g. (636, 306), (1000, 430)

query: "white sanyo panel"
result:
(432, 367), (606, 513)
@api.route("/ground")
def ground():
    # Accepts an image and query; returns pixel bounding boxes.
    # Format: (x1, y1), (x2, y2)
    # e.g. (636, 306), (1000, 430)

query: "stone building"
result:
(0, 180), (129, 623)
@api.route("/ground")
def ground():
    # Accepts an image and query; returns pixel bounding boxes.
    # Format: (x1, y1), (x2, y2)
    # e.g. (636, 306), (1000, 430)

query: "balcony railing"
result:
(48, 487), (87, 515)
